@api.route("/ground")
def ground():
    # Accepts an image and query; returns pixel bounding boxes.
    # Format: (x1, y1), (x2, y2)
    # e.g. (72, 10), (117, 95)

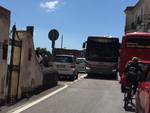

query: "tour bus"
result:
(83, 36), (120, 78)
(119, 32), (150, 77)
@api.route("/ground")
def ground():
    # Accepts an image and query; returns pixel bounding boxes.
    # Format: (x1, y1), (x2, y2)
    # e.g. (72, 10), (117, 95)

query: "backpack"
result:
(126, 66), (138, 84)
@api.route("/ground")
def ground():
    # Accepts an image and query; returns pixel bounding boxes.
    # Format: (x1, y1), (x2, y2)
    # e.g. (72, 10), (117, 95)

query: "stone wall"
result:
(16, 27), (43, 99)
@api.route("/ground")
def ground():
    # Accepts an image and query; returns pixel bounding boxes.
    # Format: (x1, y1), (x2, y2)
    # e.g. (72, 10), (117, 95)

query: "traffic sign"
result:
(48, 29), (59, 41)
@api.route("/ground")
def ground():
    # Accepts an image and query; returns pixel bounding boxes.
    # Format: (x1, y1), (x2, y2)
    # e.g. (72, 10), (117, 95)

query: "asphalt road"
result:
(5, 74), (135, 113)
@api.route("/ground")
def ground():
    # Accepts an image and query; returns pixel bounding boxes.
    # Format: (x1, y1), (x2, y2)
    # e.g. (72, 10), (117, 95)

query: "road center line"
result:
(10, 85), (68, 113)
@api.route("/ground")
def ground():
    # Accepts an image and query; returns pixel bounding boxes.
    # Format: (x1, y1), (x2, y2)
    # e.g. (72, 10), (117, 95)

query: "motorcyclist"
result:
(124, 57), (143, 94)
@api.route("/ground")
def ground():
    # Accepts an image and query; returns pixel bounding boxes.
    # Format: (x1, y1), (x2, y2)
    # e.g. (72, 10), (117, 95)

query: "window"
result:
(2, 41), (8, 60)
(28, 48), (32, 61)
(126, 38), (150, 49)
(131, 22), (136, 29)
(86, 40), (119, 62)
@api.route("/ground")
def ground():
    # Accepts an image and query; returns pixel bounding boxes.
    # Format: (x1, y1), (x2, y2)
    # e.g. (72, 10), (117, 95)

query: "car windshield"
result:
(54, 56), (74, 63)
(77, 59), (85, 64)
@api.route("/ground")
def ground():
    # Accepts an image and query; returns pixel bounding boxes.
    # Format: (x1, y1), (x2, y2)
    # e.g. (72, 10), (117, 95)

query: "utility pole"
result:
(61, 35), (63, 48)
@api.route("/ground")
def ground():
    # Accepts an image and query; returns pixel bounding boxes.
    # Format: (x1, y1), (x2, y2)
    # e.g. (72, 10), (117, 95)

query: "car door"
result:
(136, 68), (150, 113)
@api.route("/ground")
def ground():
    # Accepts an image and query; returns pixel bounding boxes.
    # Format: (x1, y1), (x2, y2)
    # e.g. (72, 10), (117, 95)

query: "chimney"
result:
(27, 26), (34, 36)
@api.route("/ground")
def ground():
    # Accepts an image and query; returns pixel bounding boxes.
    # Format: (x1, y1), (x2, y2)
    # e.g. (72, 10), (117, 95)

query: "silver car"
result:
(76, 58), (86, 73)
(53, 55), (78, 80)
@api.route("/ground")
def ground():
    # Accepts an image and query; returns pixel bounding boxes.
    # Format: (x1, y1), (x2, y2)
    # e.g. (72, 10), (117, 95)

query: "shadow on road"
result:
(58, 78), (73, 81)
(124, 102), (135, 112)
(85, 74), (118, 81)
(124, 106), (135, 112)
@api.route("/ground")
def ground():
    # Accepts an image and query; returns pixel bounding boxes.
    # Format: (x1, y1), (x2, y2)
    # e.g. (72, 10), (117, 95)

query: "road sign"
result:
(48, 29), (59, 41)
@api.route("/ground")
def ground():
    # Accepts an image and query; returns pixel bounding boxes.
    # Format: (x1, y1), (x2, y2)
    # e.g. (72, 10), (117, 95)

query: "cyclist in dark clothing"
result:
(124, 57), (143, 94)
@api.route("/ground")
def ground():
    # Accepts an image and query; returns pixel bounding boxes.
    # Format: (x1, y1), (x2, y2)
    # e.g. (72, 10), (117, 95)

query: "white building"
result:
(125, 0), (150, 33)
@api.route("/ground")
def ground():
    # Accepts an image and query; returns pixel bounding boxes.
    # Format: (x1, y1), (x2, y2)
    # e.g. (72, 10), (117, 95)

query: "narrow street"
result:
(3, 74), (135, 113)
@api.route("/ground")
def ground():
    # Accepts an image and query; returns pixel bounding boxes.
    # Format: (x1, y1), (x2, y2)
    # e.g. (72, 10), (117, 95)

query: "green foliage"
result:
(35, 47), (52, 61)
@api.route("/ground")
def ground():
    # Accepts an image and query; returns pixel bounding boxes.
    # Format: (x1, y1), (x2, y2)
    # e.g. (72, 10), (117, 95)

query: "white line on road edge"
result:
(10, 85), (68, 113)
(79, 74), (87, 79)
(70, 74), (87, 84)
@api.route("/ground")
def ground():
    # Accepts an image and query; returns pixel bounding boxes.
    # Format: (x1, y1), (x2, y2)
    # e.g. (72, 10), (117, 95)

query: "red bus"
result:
(119, 32), (150, 77)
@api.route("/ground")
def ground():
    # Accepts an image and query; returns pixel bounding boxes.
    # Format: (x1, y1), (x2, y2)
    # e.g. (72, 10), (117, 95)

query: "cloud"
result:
(40, 0), (59, 12)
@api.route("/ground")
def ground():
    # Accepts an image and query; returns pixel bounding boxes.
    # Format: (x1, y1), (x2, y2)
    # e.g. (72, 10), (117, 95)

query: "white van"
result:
(76, 58), (86, 72)
(53, 55), (78, 80)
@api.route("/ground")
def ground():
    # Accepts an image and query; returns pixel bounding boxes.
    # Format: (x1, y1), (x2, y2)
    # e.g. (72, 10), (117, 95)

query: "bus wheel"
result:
(88, 74), (91, 77)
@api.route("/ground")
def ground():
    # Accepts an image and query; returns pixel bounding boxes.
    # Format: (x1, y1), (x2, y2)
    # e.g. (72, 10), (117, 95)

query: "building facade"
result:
(7, 26), (43, 103)
(0, 5), (57, 105)
(125, 0), (150, 33)
(0, 6), (10, 105)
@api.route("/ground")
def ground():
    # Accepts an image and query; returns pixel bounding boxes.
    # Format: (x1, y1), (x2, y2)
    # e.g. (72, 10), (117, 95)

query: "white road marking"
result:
(70, 73), (87, 84)
(59, 73), (87, 85)
(79, 73), (87, 79)
(8, 74), (86, 113)
(9, 85), (68, 113)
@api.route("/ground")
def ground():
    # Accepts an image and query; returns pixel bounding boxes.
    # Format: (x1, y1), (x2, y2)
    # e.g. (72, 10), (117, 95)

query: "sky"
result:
(0, 0), (138, 51)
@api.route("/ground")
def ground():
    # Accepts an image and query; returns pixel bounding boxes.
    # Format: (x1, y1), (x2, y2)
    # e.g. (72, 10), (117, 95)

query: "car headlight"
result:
(112, 69), (117, 72)
(86, 66), (91, 70)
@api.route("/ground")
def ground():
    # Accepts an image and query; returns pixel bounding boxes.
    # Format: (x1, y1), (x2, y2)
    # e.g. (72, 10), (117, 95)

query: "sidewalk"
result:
(0, 84), (64, 113)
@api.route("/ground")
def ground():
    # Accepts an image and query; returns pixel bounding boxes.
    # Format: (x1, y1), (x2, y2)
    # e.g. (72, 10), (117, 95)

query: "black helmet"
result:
(132, 57), (139, 63)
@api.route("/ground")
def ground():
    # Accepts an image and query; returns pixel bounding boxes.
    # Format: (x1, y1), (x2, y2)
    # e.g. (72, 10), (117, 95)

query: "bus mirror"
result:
(82, 42), (85, 48)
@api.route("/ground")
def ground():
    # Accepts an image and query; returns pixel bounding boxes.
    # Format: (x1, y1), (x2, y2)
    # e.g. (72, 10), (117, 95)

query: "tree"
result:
(35, 47), (52, 61)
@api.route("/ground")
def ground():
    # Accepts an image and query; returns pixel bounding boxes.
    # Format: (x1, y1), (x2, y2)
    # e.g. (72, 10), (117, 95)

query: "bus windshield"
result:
(86, 39), (119, 62)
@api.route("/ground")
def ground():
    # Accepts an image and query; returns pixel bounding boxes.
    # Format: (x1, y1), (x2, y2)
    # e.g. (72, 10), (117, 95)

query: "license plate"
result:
(57, 65), (65, 68)
(98, 72), (103, 74)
